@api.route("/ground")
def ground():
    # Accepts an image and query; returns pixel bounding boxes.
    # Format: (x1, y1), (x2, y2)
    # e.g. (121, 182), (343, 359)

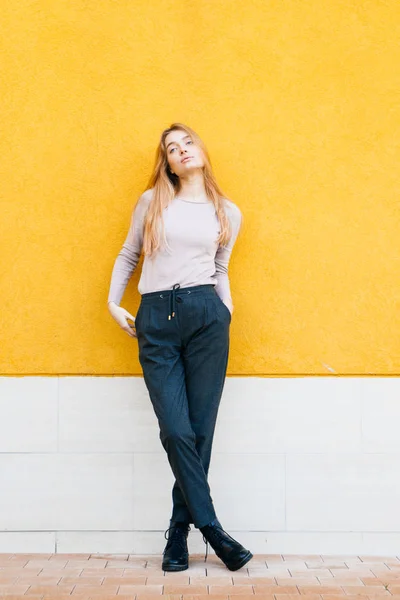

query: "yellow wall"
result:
(2, 0), (400, 375)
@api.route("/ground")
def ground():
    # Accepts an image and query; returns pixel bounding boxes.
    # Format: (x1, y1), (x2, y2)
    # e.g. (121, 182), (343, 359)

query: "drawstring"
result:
(168, 283), (181, 320)
(166, 283), (191, 320)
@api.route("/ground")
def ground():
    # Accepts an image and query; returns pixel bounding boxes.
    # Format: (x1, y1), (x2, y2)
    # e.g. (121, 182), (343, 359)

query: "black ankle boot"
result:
(162, 521), (190, 571)
(200, 518), (253, 571)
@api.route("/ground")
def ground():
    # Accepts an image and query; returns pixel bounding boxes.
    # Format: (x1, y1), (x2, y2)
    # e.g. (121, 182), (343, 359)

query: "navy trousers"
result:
(135, 283), (231, 529)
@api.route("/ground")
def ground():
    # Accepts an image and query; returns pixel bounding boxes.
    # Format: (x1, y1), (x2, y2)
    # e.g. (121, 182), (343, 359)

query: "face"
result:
(165, 130), (205, 177)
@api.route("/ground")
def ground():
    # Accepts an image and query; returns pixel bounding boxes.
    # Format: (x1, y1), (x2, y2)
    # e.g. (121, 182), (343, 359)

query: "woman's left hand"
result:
(223, 298), (234, 316)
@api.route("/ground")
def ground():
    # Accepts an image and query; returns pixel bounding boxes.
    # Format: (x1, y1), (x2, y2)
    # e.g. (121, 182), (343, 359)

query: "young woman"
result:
(107, 122), (253, 572)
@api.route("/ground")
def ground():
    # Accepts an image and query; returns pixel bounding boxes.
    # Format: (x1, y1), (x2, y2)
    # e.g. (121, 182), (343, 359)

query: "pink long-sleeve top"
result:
(107, 188), (242, 306)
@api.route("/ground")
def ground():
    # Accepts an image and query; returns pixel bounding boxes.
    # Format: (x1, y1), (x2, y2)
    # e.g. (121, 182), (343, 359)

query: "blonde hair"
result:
(137, 122), (233, 257)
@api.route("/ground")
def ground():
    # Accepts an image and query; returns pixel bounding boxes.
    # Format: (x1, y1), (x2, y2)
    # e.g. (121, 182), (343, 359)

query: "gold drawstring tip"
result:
(172, 311), (175, 317)
(168, 314), (171, 320)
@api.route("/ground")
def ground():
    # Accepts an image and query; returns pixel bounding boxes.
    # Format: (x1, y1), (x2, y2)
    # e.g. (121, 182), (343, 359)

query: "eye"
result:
(169, 147), (176, 153)
(186, 140), (193, 144)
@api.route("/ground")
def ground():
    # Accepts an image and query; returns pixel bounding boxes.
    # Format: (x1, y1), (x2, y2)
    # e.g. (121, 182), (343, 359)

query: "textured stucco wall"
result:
(2, 1), (400, 375)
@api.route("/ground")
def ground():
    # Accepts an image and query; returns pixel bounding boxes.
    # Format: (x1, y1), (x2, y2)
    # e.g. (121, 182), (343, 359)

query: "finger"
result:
(122, 326), (135, 337)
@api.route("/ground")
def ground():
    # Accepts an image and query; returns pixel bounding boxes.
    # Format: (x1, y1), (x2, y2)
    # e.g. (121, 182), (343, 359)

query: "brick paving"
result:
(0, 553), (399, 599)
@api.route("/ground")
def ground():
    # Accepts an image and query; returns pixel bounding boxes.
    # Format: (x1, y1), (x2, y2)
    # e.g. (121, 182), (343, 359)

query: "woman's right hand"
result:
(108, 302), (138, 338)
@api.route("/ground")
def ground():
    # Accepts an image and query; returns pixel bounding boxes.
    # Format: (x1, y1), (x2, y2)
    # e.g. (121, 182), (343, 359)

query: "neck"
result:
(177, 172), (207, 200)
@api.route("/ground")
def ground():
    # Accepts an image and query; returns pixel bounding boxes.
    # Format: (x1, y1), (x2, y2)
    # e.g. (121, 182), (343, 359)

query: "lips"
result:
(181, 156), (193, 163)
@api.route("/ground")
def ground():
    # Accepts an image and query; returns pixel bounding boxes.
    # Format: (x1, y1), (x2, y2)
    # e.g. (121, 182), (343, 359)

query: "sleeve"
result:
(107, 191), (150, 306)
(214, 202), (242, 302)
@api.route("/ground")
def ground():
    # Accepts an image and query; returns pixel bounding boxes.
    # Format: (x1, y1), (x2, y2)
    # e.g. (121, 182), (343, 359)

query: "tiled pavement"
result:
(0, 553), (400, 599)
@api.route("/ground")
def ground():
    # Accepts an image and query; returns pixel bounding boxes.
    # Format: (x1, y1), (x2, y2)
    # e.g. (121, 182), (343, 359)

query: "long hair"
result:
(138, 122), (233, 257)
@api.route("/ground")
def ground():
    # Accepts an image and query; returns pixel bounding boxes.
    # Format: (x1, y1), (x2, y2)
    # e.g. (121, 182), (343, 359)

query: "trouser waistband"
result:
(140, 283), (216, 320)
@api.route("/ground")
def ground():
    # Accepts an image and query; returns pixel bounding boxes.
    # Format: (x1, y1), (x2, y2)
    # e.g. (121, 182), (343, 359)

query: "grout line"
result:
(360, 379), (364, 453)
(3, 374), (400, 377)
(284, 453), (287, 531)
(56, 376), (60, 453)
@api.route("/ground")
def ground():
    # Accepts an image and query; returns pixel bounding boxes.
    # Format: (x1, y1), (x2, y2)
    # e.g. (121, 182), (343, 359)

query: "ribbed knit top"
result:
(107, 188), (242, 305)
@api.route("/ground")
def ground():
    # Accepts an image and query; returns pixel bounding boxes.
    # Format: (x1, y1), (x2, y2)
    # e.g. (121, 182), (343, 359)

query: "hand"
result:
(108, 302), (138, 338)
(222, 297), (234, 316)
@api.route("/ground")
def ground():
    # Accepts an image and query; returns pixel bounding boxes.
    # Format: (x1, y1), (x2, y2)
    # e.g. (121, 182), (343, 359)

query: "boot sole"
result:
(162, 562), (189, 572)
(225, 550), (253, 571)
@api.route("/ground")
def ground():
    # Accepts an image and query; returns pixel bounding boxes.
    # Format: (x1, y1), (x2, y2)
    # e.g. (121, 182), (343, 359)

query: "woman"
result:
(107, 122), (253, 572)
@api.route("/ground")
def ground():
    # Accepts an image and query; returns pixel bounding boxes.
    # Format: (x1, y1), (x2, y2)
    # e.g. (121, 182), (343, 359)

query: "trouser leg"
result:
(169, 287), (231, 526)
(137, 289), (222, 528)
